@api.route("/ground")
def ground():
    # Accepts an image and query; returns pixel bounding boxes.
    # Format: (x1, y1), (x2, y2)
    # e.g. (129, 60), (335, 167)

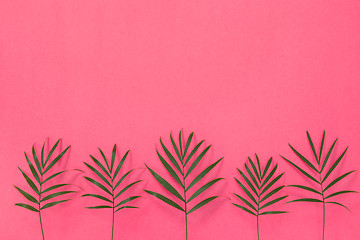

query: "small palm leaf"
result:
(14, 138), (75, 240)
(82, 144), (142, 240)
(145, 130), (223, 240)
(282, 131), (357, 240)
(232, 155), (287, 240)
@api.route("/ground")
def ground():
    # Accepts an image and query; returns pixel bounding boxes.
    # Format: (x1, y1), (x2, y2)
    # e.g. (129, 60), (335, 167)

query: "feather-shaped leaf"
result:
(14, 186), (39, 204)
(113, 150), (129, 181)
(187, 196), (218, 214)
(233, 193), (257, 212)
(114, 169), (133, 191)
(323, 170), (355, 192)
(157, 150), (184, 188)
(86, 205), (112, 209)
(248, 157), (261, 182)
(145, 165), (184, 202)
(84, 177), (112, 195)
(325, 201), (351, 211)
(244, 163), (260, 190)
(325, 191), (357, 199)
(260, 186), (285, 203)
(238, 169), (258, 197)
(43, 146), (71, 174)
(306, 131), (319, 164)
(260, 173), (284, 196)
(320, 138), (337, 173)
(84, 162), (112, 188)
(144, 190), (184, 211)
(42, 184), (70, 194)
(114, 196), (141, 208)
(318, 131), (326, 161)
(322, 147), (348, 183)
(260, 211), (287, 215)
(184, 140), (204, 167)
(186, 158), (223, 191)
(110, 144), (116, 173)
(183, 132), (194, 158)
(261, 164), (277, 188)
(281, 156), (319, 184)
(115, 206), (139, 212)
(287, 198), (322, 203)
(90, 155), (111, 179)
(114, 181), (143, 199)
(44, 139), (61, 167)
(41, 142), (45, 168)
(160, 138), (183, 175)
(187, 178), (223, 203)
(15, 203), (39, 212)
(287, 185), (322, 195)
(185, 145), (212, 178)
(24, 153), (40, 184)
(232, 203), (256, 216)
(41, 199), (70, 210)
(41, 191), (75, 202)
(42, 170), (67, 184)
(170, 133), (182, 161)
(82, 194), (113, 203)
(260, 195), (288, 210)
(18, 167), (39, 195)
(262, 157), (273, 179)
(32, 146), (42, 176)
(289, 144), (319, 173)
(98, 148), (111, 173)
(235, 177), (257, 205)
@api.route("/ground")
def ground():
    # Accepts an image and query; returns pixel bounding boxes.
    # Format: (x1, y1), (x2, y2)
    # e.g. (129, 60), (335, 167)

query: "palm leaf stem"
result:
(38, 176), (45, 240)
(111, 179), (115, 240)
(256, 189), (260, 240)
(319, 174), (325, 240)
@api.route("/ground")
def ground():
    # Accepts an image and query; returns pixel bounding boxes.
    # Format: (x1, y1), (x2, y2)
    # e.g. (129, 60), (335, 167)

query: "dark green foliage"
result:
(82, 145), (141, 240)
(233, 155), (287, 240)
(14, 139), (75, 240)
(282, 131), (357, 240)
(145, 131), (223, 240)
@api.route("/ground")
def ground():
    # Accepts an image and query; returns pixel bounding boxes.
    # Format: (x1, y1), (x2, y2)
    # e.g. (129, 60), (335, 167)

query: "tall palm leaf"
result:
(232, 155), (287, 240)
(281, 131), (357, 240)
(145, 130), (223, 240)
(82, 144), (142, 240)
(14, 138), (75, 240)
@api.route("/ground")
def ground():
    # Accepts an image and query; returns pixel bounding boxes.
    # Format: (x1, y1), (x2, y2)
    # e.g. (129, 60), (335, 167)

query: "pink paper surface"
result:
(1, 1), (360, 239)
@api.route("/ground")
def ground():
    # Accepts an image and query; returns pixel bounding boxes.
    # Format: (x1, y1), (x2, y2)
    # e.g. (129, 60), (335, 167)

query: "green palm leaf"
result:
(145, 131), (223, 240)
(232, 155), (287, 240)
(283, 131), (356, 240)
(83, 144), (141, 240)
(15, 138), (77, 240)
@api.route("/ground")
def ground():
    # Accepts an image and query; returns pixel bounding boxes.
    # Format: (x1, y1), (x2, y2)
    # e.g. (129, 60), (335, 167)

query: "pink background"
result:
(1, 0), (360, 239)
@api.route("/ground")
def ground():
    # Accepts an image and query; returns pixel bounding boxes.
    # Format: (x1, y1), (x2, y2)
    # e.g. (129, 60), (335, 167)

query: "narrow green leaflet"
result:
(15, 203), (39, 212)
(187, 196), (218, 214)
(145, 190), (184, 211)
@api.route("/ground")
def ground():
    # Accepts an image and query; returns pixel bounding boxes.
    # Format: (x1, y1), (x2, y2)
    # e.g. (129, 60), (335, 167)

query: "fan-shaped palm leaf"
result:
(281, 131), (357, 240)
(232, 155), (287, 240)
(82, 144), (142, 240)
(14, 138), (76, 240)
(145, 130), (223, 240)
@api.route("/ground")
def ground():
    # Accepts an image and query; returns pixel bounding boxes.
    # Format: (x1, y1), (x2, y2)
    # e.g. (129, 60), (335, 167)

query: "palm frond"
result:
(232, 155), (287, 240)
(14, 138), (75, 240)
(82, 145), (141, 240)
(145, 130), (223, 240)
(283, 131), (357, 240)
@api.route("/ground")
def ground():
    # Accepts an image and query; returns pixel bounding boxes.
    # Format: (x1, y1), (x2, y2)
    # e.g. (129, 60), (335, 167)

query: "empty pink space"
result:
(1, 0), (360, 239)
